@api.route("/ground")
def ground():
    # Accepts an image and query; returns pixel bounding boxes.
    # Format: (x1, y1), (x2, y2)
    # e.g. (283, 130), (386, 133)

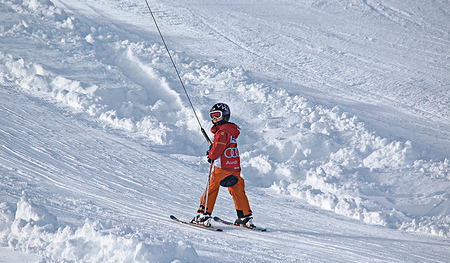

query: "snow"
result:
(1, 0), (450, 262)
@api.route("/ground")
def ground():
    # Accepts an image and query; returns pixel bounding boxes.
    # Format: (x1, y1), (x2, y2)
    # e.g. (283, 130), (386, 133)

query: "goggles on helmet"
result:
(209, 110), (223, 120)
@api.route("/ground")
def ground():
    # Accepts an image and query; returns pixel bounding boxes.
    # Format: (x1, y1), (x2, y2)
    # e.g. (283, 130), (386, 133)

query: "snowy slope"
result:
(1, 0), (450, 262)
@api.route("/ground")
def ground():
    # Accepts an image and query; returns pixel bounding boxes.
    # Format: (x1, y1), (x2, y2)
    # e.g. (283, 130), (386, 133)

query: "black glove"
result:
(207, 157), (213, 163)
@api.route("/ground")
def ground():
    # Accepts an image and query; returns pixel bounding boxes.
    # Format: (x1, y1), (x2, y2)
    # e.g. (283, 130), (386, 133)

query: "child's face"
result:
(212, 117), (223, 124)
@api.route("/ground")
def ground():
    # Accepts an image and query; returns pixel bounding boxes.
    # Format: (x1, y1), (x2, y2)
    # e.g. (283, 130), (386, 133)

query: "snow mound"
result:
(0, 0), (202, 152)
(0, 195), (198, 262)
(3, 0), (67, 20)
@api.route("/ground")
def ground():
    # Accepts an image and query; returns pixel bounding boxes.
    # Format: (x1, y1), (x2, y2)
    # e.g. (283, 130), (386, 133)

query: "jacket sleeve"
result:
(208, 131), (228, 160)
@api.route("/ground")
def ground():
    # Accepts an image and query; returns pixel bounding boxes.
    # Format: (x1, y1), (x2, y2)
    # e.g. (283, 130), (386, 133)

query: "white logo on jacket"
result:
(224, 147), (240, 158)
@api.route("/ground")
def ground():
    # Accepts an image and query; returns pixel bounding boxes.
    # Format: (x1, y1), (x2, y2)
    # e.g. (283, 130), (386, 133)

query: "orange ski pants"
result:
(198, 166), (252, 218)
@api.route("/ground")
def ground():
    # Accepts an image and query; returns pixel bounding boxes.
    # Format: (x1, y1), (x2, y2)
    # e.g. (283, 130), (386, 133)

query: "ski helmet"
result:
(209, 103), (230, 122)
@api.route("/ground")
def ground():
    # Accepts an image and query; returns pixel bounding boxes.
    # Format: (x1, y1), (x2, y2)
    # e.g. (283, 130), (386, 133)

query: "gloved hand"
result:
(206, 144), (213, 156)
(206, 144), (213, 163)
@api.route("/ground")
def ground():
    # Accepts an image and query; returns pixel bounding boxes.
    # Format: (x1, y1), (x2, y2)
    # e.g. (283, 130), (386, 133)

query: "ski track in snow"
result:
(1, 0), (450, 262)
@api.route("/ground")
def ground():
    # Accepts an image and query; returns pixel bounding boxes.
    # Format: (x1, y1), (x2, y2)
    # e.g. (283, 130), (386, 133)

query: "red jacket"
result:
(208, 123), (241, 173)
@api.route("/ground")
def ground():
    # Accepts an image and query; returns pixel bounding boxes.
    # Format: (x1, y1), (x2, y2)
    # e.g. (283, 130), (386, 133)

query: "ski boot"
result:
(190, 213), (212, 227)
(234, 215), (255, 228)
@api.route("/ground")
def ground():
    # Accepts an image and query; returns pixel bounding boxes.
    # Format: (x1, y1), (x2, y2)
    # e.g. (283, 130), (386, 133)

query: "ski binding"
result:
(213, 216), (267, 231)
(170, 215), (223, 232)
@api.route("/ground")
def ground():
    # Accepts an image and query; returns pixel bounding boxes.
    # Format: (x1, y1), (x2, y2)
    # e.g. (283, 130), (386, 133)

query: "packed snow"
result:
(1, 0), (450, 262)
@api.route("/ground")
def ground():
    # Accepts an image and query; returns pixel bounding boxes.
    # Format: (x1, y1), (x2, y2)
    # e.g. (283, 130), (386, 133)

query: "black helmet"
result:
(209, 103), (230, 122)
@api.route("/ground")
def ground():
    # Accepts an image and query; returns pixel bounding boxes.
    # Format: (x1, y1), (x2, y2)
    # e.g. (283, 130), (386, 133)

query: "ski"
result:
(170, 215), (223, 232)
(213, 216), (267, 231)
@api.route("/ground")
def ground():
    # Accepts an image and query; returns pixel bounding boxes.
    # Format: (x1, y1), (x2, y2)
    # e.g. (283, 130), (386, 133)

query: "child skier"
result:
(191, 103), (254, 228)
